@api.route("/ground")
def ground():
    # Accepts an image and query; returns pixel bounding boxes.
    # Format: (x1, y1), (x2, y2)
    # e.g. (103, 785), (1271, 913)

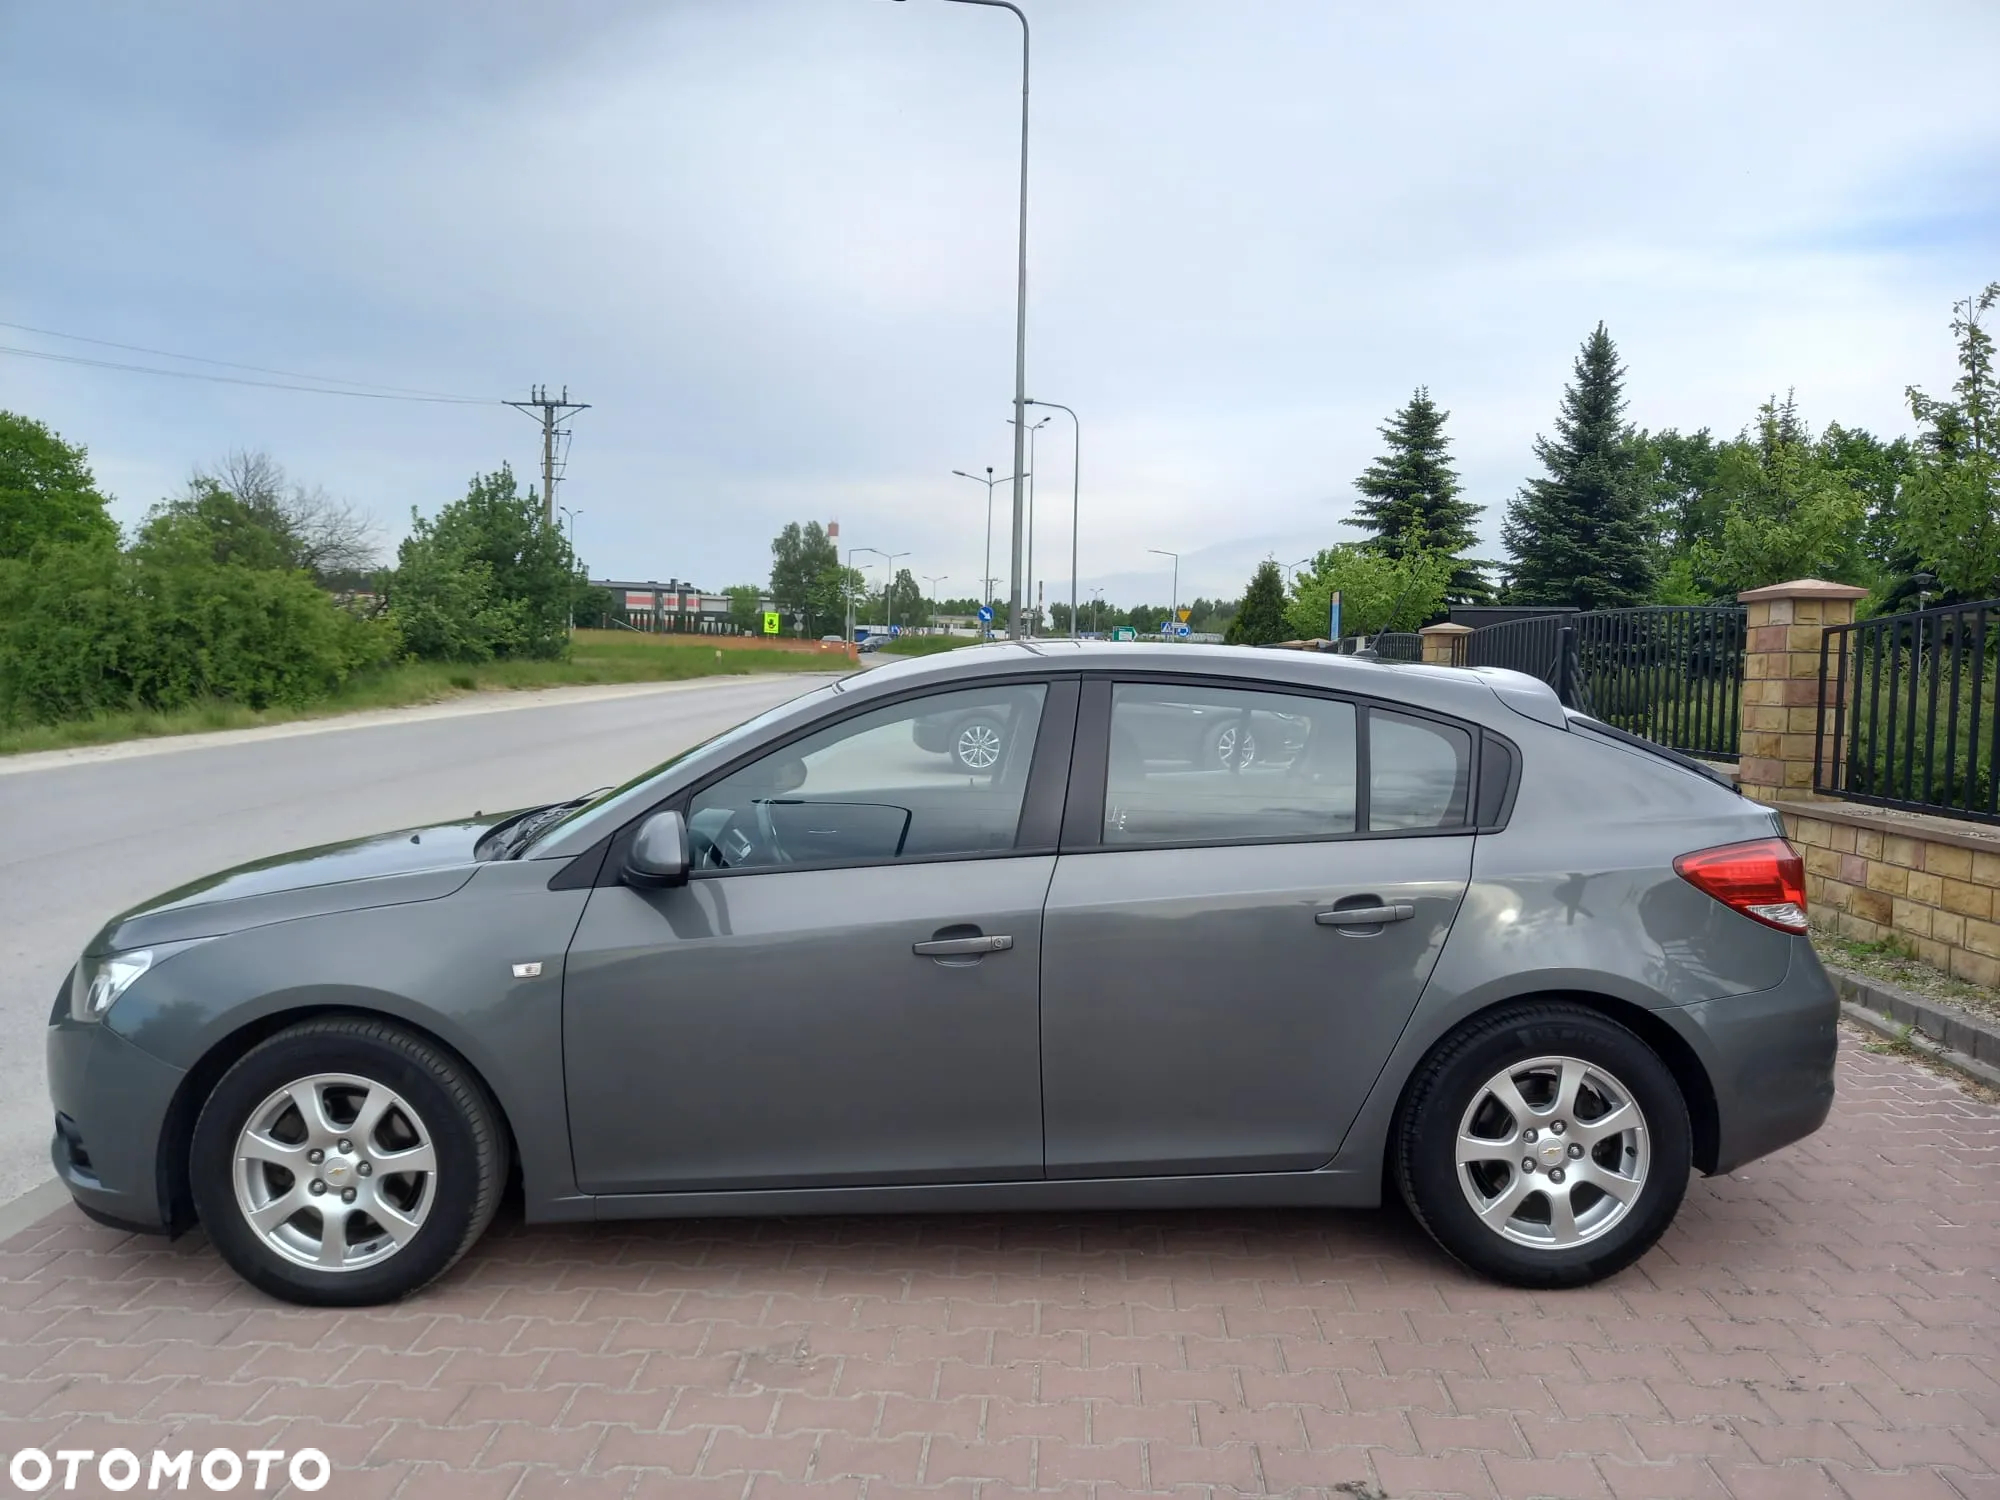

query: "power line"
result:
(0, 319), (490, 400)
(0, 344), (502, 405)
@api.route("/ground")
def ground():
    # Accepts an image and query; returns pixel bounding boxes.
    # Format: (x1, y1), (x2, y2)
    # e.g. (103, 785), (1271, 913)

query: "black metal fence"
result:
(1467, 605), (1746, 761)
(1815, 598), (2000, 823)
(1333, 632), (1423, 663)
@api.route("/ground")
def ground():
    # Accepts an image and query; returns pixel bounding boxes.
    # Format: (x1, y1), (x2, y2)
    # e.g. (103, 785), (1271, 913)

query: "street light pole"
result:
(1026, 398), (1078, 637)
(953, 467), (1015, 623)
(910, 0), (1030, 639)
(923, 574), (949, 633)
(1148, 547), (1179, 641)
(1089, 585), (1105, 637)
(880, 550), (911, 629)
(849, 545), (889, 642)
(558, 506), (583, 638)
(1009, 415), (1049, 634)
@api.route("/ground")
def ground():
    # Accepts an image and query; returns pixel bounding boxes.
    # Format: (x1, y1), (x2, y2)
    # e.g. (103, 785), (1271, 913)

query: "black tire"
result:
(951, 714), (1006, 774)
(1393, 1002), (1690, 1288)
(190, 1017), (509, 1307)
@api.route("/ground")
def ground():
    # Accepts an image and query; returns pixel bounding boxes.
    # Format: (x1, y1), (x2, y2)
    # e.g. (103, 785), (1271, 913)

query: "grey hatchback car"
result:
(49, 643), (1836, 1305)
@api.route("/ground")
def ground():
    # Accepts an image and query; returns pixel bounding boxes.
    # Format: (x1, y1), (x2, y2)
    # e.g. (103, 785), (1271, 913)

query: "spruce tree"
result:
(1225, 560), (1290, 645)
(1349, 388), (1487, 601)
(1502, 323), (1655, 609)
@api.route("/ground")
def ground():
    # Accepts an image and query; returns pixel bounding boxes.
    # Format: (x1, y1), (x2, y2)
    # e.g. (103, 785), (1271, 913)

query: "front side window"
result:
(1102, 683), (1357, 845)
(688, 683), (1048, 871)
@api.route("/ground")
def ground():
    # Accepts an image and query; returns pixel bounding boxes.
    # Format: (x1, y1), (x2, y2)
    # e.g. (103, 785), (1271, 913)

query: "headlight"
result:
(69, 941), (204, 1022)
(73, 951), (153, 1021)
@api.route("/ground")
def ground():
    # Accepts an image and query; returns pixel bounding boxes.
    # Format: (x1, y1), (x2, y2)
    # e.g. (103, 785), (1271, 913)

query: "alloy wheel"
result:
(231, 1072), (437, 1272)
(955, 722), (1003, 771)
(1453, 1054), (1649, 1249)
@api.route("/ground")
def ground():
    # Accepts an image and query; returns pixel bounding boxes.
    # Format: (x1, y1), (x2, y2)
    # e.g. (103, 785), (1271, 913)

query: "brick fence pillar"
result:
(1736, 578), (1870, 804)
(1419, 623), (1473, 666)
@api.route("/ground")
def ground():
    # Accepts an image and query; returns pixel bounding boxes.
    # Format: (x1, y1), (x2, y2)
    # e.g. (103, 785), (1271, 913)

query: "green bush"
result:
(0, 544), (394, 727)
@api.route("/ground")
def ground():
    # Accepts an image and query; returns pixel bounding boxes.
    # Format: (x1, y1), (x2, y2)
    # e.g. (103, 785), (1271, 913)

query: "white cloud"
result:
(1, 0), (1994, 602)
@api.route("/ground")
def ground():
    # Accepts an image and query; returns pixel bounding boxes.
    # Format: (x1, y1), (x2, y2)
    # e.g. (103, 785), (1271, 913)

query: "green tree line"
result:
(0, 415), (600, 730)
(1226, 282), (2000, 645)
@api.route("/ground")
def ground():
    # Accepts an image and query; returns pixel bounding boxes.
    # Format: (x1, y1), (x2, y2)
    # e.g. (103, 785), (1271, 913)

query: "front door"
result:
(563, 678), (1068, 1194)
(1041, 679), (1476, 1178)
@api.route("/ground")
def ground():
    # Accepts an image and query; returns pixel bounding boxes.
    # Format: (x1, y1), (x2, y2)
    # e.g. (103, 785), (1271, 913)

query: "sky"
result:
(2, 0), (1997, 613)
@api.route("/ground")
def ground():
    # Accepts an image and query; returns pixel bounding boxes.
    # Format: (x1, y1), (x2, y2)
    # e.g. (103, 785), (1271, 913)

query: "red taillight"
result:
(1674, 838), (1809, 933)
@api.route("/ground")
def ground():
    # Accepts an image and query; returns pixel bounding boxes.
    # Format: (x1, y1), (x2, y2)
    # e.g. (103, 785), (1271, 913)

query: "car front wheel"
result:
(1393, 1002), (1690, 1288)
(952, 715), (1006, 773)
(189, 1017), (509, 1306)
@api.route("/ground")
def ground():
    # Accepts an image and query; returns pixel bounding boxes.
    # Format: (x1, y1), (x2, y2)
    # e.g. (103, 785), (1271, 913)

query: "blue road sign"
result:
(977, 605), (994, 622)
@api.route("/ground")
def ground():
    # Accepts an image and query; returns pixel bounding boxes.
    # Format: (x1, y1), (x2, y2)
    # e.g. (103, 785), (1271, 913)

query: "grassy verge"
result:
(0, 630), (839, 756)
(877, 635), (978, 657)
(1812, 928), (2000, 1028)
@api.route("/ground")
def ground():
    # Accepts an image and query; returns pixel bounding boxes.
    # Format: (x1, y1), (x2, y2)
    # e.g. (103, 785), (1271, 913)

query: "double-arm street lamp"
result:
(897, 0), (1031, 638)
(952, 466), (1016, 618)
(922, 574), (949, 633)
(1025, 398), (1078, 637)
(877, 550), (911, 628)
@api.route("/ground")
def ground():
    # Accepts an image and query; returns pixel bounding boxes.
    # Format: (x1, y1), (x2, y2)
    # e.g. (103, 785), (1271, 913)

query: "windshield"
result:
(518, 681), (845, 855)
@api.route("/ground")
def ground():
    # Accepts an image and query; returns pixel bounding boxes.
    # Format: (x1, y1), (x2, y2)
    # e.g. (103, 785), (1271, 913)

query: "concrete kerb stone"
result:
(0, 1178), (71, 1245)
(1825, 960), (2000, 1091)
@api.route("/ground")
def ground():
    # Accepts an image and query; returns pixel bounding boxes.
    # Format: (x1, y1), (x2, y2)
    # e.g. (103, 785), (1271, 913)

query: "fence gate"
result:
(1466, 605), (1746, 762)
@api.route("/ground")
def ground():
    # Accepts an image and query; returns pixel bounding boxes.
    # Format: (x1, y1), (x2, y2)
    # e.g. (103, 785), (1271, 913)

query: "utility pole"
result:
(505, 384), (590, 522)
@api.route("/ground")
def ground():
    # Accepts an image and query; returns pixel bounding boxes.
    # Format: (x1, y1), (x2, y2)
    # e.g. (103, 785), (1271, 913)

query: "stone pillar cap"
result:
(1736, 578), (1870, 603)
(1418, 622), (1475, 634)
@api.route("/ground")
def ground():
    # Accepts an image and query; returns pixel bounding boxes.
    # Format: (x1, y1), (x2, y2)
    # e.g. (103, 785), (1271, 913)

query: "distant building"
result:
(590, 578), (756, 634)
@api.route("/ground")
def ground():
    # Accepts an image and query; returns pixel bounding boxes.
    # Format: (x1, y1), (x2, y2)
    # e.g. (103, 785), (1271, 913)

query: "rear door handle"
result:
(1315, 904), (1414, 928)
(914, 934), (1014, 956)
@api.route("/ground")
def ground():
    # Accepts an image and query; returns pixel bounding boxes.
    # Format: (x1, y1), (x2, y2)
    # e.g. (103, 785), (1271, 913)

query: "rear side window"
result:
(1369, 711), (1472, 831)
(1102, 683), (1357, 845)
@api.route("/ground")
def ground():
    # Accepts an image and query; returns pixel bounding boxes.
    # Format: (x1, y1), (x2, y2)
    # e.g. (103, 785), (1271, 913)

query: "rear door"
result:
(1040, 677), (1476, 1178)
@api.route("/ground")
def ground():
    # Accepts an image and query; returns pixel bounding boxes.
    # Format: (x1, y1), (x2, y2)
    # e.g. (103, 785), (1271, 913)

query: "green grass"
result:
(876, 634), (978, 657)
(0, 630), (838, 756)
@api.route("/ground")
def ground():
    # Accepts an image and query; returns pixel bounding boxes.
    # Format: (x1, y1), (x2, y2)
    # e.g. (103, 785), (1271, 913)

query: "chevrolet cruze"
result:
(49, 642), (1836, 1305)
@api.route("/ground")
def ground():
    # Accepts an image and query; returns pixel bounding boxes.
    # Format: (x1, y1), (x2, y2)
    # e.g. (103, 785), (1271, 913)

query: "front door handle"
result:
(914, 934), (1014, 957)
(1315, 903), (1414, 928)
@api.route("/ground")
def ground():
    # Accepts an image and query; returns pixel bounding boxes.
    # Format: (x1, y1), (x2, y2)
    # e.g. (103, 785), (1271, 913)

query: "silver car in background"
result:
(49, 642), (1835, 1305)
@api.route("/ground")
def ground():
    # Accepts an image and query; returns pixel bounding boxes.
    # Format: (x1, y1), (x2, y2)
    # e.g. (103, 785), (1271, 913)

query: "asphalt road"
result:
(0, 671), (838, 1207)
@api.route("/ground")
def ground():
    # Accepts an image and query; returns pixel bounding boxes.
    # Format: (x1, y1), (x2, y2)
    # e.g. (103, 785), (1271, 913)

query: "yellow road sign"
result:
(762, 611), (781, 635)
(1177, 608), (1191, 622)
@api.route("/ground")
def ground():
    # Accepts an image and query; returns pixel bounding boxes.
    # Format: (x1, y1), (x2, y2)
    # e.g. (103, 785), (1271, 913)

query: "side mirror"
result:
(623, 809), (689, 888)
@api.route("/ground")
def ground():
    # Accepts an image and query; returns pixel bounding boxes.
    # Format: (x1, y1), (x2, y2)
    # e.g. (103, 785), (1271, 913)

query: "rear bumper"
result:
(46, 999), (184, 1232)
(1681, 939), (1839, 1175)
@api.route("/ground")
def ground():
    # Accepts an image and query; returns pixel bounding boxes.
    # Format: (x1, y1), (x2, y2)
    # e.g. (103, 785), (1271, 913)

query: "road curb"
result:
(0, 1178), (72, 1245)
(1825, 962), (2000, 1092)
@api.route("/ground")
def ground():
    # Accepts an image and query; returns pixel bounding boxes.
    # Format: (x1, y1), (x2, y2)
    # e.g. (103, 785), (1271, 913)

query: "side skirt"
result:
(531, 1167), (1382, 1224)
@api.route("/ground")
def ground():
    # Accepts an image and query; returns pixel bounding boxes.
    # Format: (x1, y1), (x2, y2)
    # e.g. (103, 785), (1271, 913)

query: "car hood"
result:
(90, 817), (500, 953)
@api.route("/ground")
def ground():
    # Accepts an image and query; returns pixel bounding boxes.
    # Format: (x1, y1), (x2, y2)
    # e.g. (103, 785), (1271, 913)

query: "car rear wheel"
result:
(1393, 1003), (1690, 1288)
(189, 1017), (508, 1306)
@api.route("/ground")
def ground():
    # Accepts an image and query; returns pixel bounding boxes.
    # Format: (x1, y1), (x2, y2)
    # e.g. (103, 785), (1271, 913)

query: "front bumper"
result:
(47, 988), (186, 1231)
(1682, 939), (1839, 1175)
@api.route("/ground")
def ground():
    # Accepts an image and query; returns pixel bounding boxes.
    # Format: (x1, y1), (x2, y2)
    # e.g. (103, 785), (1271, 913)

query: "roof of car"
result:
(841, 640), (1566, 730)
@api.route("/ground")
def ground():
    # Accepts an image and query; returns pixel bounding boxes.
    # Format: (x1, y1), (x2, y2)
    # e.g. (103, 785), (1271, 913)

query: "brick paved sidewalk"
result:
(3, 1034), (1996, 1499)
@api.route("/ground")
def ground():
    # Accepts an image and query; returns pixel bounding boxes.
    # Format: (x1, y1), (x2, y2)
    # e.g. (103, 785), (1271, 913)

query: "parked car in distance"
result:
(914, 689), (1306, 775)
(49, 642), (1836, 1306)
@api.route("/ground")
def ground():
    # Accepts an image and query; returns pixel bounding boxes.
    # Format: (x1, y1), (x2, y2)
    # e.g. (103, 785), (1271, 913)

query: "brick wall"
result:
(1776, 802), (2000, 987)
